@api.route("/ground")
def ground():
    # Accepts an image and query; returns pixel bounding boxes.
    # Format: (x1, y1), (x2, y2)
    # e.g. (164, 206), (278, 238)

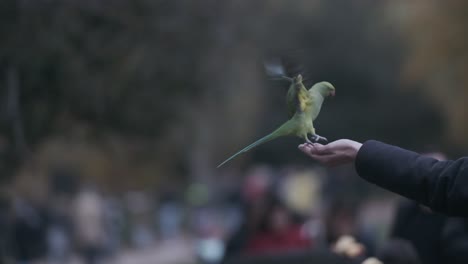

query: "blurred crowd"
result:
(3, 153), (468, 264)
(0, 163), (382, 264)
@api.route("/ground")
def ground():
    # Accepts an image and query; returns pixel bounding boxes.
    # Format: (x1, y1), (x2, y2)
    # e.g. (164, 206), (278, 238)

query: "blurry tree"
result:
(0, 0), (283, 186)
(388, 1), (468, 146)
(0, 0), (444, 189)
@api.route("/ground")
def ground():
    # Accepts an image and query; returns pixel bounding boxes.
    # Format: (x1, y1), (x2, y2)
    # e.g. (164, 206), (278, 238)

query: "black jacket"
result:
(355, 140), (468, 217)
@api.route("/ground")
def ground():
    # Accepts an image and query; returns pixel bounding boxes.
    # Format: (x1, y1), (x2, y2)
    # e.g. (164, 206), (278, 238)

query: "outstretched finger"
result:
(299, 144), (327, 158)
(298, 144), (314, 154)
(304, 143), (333, 155)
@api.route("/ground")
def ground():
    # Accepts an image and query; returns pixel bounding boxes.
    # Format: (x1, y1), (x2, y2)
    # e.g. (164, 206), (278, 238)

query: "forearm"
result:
(355, 140), (468, 216)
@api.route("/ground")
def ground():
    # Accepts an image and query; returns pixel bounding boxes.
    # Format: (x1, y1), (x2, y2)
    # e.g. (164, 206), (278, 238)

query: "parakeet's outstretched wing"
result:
(264, 51), (309, 116)
(286, 82), (296, 118)
(287, 75), (312, 118)
(264, 58), (286, 77)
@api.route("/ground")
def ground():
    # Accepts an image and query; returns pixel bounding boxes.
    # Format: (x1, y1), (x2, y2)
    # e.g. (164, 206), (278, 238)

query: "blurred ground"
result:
(25, 238), (194, 264)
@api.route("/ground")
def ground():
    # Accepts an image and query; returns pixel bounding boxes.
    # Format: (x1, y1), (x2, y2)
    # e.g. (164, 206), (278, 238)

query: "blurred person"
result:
(222, 166), (276, 261)
(47, 224), (71, 263)
(46, 167), (79, 263)
(124, 191), (155, 248)
(242, 166), (275, 203)
(279, 169), (326, 246)
(73, 186), (106, 264)
(356, 197), (396, 256)
(157, 191), (183, 240)
(325, 201), (358, 245)
(298, 139), (468, 216)
(220, 191), (244, 240)
(10, 197), (49, 263)
(391, 198), (468, 264)
(0, 195), (10, 263)
(375, 238), (421, 264)
(243, 193), (312, 255)
(222, 199), (259, 261)
(46, 196), (74, 262)
(102, 196), (125, 254)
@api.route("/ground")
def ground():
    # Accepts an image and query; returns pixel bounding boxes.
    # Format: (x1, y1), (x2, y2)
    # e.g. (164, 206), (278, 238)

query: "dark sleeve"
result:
(355, 140), (468, 216)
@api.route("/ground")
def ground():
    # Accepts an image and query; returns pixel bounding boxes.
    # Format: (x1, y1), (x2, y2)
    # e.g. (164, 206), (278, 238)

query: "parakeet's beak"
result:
(330, 90), (336, 97)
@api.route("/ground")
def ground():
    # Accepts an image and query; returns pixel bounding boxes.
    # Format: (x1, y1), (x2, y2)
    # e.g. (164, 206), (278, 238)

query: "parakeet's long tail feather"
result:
(217, 133), (277, 168)
(217, 121), (293, 168)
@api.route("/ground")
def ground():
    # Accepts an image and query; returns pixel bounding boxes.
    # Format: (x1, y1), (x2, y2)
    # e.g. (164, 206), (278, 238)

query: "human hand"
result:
(298, 139), (362, 167)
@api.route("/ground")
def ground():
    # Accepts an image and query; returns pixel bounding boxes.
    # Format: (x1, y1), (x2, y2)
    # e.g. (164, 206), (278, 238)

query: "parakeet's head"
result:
(324, 82), (336, 97)
(314, 81), (335, 97)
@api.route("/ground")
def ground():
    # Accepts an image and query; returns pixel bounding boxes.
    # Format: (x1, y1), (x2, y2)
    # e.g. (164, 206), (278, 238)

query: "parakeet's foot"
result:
(305, 138), (313, 145)
(311, 134), (328, 144)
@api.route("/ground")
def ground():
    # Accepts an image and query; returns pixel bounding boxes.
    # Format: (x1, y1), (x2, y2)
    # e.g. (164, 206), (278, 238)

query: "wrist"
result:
(347, 140), (362, 160)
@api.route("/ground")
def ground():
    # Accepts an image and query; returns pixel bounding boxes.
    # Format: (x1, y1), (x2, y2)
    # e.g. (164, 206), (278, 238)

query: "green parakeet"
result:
(217, 74), (335, 168)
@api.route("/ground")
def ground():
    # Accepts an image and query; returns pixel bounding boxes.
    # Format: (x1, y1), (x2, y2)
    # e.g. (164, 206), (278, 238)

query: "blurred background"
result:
(1, 0), (468, 263)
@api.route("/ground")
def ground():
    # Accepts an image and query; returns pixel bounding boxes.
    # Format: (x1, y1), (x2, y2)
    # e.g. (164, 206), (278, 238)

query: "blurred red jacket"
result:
(244, 224), (311, 255)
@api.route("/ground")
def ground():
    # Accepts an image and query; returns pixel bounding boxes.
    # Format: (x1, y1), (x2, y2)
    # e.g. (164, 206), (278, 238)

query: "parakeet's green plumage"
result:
(217, 74), (335, 168)
(307, 81), (335, 121)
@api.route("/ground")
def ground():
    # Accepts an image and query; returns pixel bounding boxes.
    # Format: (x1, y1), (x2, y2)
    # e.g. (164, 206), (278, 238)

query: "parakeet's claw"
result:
(311, 134), (328, 144)
(319, 136), (328, 143)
